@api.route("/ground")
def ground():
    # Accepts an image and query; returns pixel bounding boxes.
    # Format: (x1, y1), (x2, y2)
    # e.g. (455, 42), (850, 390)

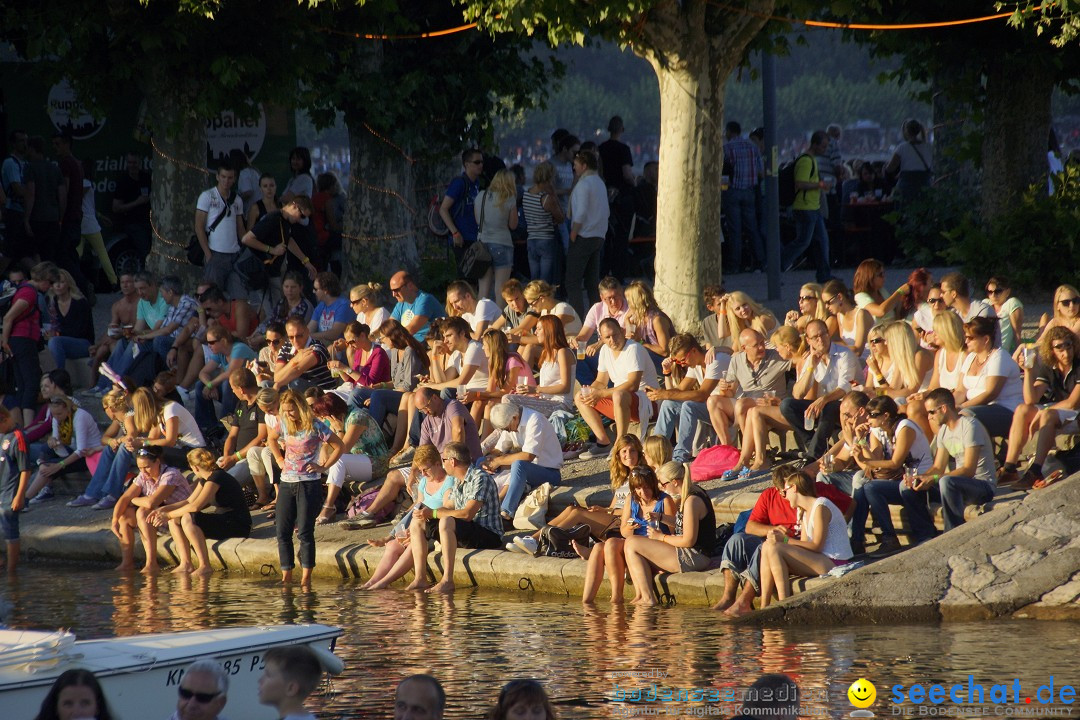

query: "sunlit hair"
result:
(723, 291), (776, 352)
(278, 389), (316, 435)
(130, 387), (164, 435)
(1053, 285), (1080, 321)
(350, 282), (382, 304)
(103, 388), (130, 412)
(822, 279), (854, 309)
(309, 392), (348, 419)
(882, 321), (924, 390)
(487, 168), (516, 206)
(1039, 325), (1075, 366)
(483, 329), (526, 390)
(256, 387), (279, 411)
(536, 314), (568, 366)
(532, 161), (556, 186)
(642, 435), (673, 470)
(609, 434), (644, 493)
(186, 448), (217, 473)
(522, 279), (556, 305)
(852, 258), (885, 300)
(625, 280), (660, 329)
(656, 460), (689, 501)
(445, 280), (476, 318)
(771, 325), (806, 357)
(932, 311), (964, 353)
(411, 444), (441, 479)
(964, 315), (999, 349)
(903, 268), (933, 316)
(488, 679), (558, 720)
(799, 283), (828, 322)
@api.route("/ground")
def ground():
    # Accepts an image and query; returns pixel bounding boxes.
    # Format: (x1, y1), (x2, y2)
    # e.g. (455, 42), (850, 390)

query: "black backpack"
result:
(778, 153), (812, 208)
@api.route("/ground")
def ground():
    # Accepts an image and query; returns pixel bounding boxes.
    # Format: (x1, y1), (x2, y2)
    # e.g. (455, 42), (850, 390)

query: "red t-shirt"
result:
(747, 483), (852, 537)
(10, 284), (41, 339)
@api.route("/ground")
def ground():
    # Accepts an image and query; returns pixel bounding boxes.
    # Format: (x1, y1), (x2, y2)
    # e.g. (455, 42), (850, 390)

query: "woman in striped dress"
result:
(522, 161), (565, 285)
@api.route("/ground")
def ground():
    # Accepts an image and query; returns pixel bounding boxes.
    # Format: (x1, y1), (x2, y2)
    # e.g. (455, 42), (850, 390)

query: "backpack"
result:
(778, 153), (812, 208)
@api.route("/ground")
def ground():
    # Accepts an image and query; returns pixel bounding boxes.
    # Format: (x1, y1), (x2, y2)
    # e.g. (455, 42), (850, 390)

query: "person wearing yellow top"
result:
(781, 130), (833, 284)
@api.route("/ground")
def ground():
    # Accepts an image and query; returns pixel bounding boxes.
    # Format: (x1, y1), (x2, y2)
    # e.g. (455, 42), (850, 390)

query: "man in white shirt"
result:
(779, 319), (858, 459)
(445, 280), (500, 340)
(647, 333), (725, 462)
(195, 162), (245, 299)
(577, 318), (659, 458)
(565, 150), (610, 318)
(573, 276), (629, 387)
(941, 271), (996, 322)
(486, 402), (563, 517)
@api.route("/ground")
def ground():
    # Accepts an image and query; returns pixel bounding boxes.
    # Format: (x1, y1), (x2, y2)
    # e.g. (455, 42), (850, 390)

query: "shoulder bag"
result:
(458, 190), (492, 281)
(188, 190), (238, 267)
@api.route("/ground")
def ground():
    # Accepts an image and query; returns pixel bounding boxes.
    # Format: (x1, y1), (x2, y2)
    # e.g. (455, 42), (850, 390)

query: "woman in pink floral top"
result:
(110, 444), (192, 574)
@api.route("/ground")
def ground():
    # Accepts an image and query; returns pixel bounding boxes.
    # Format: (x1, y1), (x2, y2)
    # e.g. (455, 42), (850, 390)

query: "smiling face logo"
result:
(848, 678), (877, 709)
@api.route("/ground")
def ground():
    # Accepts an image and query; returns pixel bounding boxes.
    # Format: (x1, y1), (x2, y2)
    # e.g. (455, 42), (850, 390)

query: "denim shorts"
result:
(0, 509), (19, 541)
(485, 242), (514, 269)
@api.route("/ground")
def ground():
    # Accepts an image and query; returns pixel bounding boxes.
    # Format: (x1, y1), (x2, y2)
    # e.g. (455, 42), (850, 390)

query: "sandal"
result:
(1033, 470), (1064, 490)
(260, 501), (277, 512)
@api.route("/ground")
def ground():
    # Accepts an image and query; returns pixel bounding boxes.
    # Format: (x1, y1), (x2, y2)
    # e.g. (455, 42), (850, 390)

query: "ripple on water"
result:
(2, 566), (1077, 719)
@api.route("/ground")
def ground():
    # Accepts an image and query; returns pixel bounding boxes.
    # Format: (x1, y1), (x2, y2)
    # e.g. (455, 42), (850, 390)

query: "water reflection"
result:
(2, 565), (1078, 719)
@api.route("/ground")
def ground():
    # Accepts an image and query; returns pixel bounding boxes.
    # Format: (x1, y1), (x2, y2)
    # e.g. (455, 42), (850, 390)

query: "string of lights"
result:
(315, 21), (479, 41)
(151, 136), (212, 176)
(348, 175), (418, 215)
(706, 0), (1050, 30)
(364, 123), (416, 163)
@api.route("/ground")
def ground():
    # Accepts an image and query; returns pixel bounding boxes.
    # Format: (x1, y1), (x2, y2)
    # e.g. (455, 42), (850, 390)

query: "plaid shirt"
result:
(722, 136), (761, 190)
(162, 295), (199, 339)
(449, 466), (502, 538)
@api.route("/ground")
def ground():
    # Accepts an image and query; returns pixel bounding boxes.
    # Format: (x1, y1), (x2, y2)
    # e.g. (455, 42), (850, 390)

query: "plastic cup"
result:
(804, 413), (815, 431)
(577, 341), (587, 360)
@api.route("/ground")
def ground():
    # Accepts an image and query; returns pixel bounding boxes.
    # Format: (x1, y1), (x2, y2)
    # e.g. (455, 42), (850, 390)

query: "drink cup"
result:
(577, 341), (587, 360)
(804, 413), (815, 431)
(822, 453), (834, 474)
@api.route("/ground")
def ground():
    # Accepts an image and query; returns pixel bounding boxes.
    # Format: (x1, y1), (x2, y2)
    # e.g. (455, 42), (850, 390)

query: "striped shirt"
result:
(522, 190), (555, 240)
(449, 466), (503, 539)
(722, 136), (761, 190)
(276, 337), (337, 390)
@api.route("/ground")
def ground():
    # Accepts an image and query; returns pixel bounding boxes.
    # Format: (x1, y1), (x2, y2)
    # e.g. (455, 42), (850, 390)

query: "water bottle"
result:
(804, 413), (815, 431)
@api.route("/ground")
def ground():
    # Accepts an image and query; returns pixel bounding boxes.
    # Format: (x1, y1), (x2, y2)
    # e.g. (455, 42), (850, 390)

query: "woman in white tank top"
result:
(759, 466), (852, 607)
(905, 310), (967, 439)
(503, 315), (575, 416)
(822, 280), (872, 360)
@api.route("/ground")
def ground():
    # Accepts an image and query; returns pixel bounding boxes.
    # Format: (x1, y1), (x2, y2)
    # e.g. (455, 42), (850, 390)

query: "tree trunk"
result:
(980, 55), (1054, 226)
(144, 89), (210, 285)
(931, 68), (977, 198)
(638, 0), (772, 332)
(341, 115), (420, 286)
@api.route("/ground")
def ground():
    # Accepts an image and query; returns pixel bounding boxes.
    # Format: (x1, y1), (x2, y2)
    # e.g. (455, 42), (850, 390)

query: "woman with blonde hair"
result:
(822, 279), (872, 358)
(475, 168), (518, 303)
(784, 283), (830, 334)
(724, 325), (807, 475)
(906, 310), (968, 437)
(268, 388), (344, 587)
(624, 280), (676, 365)
(45, 268), (94, 371)
(148, 448), (252, 575)
(349, 282), (389, 340)
(460, 328), (535, 428)
(24, 394), (102, 505)
(522, 279), (582, 335)
(523, 161), (565, 285)
(505, 314), (575, 417)
(66, 389), (130, 508)
(876, 321), (932, 399)
(716, 291), (776, 353)
(1033, 284), (1080, 346)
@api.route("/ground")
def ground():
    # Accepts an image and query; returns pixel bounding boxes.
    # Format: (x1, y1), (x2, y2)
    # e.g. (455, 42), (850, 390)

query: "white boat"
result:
(0, 623), (344, 720)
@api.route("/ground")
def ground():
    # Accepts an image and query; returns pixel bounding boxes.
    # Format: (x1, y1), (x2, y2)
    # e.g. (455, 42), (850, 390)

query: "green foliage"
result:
(941, 166), (1080, 291)
(886, 184), (977, 266)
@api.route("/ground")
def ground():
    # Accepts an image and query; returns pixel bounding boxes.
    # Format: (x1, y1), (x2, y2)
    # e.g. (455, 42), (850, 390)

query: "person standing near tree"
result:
(438, 149), (484, 267)
(780, 131), (833, 284)
(195, 162), (245, 299)
(599, 116), (635, 281)
(565, 151), (610, 318)
(51, 132), (91, 296)
(112, 152), (152, 260)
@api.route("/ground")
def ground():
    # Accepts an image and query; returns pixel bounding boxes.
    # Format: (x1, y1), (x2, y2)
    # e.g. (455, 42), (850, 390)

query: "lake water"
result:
(2, 564), (1078, 719)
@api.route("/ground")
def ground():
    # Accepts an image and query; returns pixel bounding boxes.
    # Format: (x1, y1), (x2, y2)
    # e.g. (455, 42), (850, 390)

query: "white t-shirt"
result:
(360, 306), (390, 335)
(538, 355), (573, 408)
(513, 407), (563, 469)
(162, 402), (206, 447)
(542, 301), (582, 336)
(960, 348), (1023, 411)
(957, 299), (997, 323)
(598, 339), (659, 409)
(81, 179), (101, 234)
(237, 166), (260, 214)
(463, 298), (501, 334)
(461, 341), (489, 391)
(196, 187), (243, 253)
(53, 407), (103, 456)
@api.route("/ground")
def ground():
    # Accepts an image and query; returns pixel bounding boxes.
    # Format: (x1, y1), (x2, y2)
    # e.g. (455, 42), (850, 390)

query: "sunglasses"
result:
(349, 298), (363, 305)
(928, 298), (945, 305)
(798, 295), (817, 302)
(267, 338), (283, 345)
(869, 338), (885, 345)
(136, 447), (158, 457)
(671, 355), (688, 366)
(1053, 342), (1073, 351)
(985, 287), (1002, 296)
(824, 295), (841, 306)
(389, 285), (405, 294)
(867, 410), (885, 418)
(1060, 298), (1080, 307)
(178, 687), (221, 703)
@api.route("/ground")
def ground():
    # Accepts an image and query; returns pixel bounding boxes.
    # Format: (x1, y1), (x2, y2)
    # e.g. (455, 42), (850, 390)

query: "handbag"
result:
(188, 189), (238, 267)
(536, 523), (590, 559)
(458, 191), (492, 280)
(513, 482), (551, 530)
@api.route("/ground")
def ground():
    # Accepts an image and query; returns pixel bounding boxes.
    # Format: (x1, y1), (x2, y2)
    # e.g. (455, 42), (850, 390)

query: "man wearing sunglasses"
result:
(779, 319), (858, 460)
(648, 333), (726, 461)
(940, 271), (995, 323)
(388, 270), (444, 342)
(238, 195), (317, 313)
(171, 659), (229, 720)
(438, 148), (484, 261)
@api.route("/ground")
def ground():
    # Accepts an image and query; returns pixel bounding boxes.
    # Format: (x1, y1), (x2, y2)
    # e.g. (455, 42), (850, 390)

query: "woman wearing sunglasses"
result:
(1032, 284), (1080, 349)
(623, 461), (716, 605)
(985, 276), (1023, 355)
(905, 311), (968, 439)
(957, 316), (1023, 439)
(853, 395), (933, 556)
(784, 283), (830, 335)
(865, 322), (932, 402)
(111, 444), (192, 573)
(999, 325), (1080, 489)
(758, 466), (852, 607)
(821, 280), (872, 359)
(328, 321), (389, 388)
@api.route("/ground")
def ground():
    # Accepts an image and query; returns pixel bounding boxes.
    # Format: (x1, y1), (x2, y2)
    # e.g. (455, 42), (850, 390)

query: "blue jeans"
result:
(527, 235), (558, 285)
(782, 208), (831, 283)
(653, 399), (711, 463)
(96, 338), (135, 391)
(499, 461), (561, 515)
(351, 386), (402, 426)
(194, 382), (236, 429)
(961, 405), (1013, 439)
(84, 445), (133, 500)
(48, 336), (91, 370)
(719, 532), (765, 591)
(485, 242), (514, 269)
(862, 478), (936, 543)
(939, 476), (994, 531)
(725, 187), (764, 270)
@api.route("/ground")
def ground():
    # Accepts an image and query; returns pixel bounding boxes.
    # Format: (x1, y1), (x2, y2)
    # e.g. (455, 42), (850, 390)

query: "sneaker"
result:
(579, 443), (612, 460)
(28, 487), (55, 505)
(870, 535), (902, 557)
(343, 511), (377, 529)
(66, 495), (97, 508)
(513, 536), (539, 555)
(388, 446), (416, 469)
(92, 494), (117, 510)
(998, 468), (1020, 487)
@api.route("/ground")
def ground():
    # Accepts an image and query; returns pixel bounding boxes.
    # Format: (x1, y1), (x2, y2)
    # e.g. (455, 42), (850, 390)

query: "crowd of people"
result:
(0, 121), (1066, 613)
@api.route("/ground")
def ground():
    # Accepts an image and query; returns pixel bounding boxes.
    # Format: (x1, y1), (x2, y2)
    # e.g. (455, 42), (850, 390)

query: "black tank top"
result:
(676, 483), (716, 556)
